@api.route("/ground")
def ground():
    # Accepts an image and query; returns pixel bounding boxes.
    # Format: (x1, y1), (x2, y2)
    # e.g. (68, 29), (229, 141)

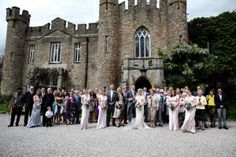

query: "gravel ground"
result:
(0, 114), (236, 157)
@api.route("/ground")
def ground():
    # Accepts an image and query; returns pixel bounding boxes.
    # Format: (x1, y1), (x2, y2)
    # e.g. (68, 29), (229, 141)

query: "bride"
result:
(125, 88), (148, 129)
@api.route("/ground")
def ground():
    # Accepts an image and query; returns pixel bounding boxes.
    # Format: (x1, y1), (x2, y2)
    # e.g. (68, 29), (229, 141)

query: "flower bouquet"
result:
(170, 103), (175, 111)
(135, 102), (142, 110)
(115, 102), (122, 109)
(85, 100), (93, 109)
(185, 102), (192, 110)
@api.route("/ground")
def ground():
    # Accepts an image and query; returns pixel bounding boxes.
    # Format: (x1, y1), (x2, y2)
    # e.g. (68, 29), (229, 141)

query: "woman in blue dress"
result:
(27, 89), (42, 128)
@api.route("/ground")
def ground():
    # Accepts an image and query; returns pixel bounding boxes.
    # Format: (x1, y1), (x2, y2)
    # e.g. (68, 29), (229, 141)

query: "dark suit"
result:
(123, 92), (128, 124)
(75, 95), (82, 124)
(106, 90), (119, 126)
(41, 93), (48, 126)
(47, 93), (55, 109)
(22, 91), (35, 126)
(143, 91), (149, 122)
(215, 94), (227, 127)
(9, 92), (24, 126)
(126, 90), (136, 122)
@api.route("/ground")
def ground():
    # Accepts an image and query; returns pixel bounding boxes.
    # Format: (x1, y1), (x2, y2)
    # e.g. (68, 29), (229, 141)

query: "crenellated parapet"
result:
(28, 17), (98, 37)
(6, 6), (30, 25)
(119, 0), (160, 12)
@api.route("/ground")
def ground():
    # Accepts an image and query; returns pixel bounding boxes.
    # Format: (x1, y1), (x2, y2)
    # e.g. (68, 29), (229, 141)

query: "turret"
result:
(1, 7), (30, 95)
(166, 0), (188, 48)
(97, 0), (119, 88)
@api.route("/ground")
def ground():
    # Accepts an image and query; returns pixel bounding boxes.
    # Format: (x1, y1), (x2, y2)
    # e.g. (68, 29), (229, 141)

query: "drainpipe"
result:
(85, 37), (89, 89)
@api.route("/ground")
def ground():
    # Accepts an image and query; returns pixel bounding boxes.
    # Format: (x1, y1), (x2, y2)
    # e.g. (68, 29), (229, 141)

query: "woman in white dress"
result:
(181, 90), (197, 133)
(113, 87), (124, 127)
(80, 89), (91, 130)
(27, 89), (42, 128)
(166, 90), (180, 131)
(132, 88), (147, 129)
(97, 90), (107, 129)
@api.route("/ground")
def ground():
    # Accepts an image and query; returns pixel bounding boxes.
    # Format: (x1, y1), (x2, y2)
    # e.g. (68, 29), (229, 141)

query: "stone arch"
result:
(134, 76), (152, 91)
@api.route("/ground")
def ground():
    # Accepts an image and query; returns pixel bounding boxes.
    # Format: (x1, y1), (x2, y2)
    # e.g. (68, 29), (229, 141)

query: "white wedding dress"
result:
(124, 95), (150, 130)
(97, 95), (107, 129)
(80, 94), (91, 130)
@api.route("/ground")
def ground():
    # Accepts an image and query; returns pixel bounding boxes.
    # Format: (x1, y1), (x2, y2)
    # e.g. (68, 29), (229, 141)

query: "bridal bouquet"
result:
(135, 102), (142, 110)
(185, 102), (192, 110)
(100, 104), (106, 110)
(115, 102), (122, 109)
(170, 103), (175, 111)
(85, 100), (93, 109)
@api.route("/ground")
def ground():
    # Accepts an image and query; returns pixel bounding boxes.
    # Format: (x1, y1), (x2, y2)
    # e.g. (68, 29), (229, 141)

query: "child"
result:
(45, 106), (53, 127)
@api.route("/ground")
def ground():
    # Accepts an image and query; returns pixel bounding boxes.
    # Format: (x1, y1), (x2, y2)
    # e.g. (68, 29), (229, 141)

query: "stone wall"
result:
(1, 0), (188, 94)
(1, 7), (30, 95)
(22, 23), (98, 91)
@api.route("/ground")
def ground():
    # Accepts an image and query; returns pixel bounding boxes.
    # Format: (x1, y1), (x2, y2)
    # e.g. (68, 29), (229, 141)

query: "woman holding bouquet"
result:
(166, 90), (180, 131)
(97, 90), (108, 129)
(133, 88), (146, 129)
(80, 89), (91, 130)
(113, 87), (124, 127)
(181, 90), (197, 133)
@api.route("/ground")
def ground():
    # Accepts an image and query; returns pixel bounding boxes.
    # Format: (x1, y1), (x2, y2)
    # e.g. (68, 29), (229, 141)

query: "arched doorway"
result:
(135, 76), (152, 91)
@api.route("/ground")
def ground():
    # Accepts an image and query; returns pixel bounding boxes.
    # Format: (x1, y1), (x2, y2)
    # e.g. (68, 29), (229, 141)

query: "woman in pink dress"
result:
(97, 90), (107, 129)
(166, 90), (180, 131)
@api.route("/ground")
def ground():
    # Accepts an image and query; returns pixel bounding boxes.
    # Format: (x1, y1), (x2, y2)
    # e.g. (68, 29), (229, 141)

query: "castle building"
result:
(1, 0), (188, 95)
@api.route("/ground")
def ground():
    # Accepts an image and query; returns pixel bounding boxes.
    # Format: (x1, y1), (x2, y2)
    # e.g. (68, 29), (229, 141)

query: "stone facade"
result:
(1, 0), (188, 95)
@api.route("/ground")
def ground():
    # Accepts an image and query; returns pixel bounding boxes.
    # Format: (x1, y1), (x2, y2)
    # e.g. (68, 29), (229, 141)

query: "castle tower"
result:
(166, 0), (188, 48)
(97, 0), (119, 89)
(1, 7), (30, 95)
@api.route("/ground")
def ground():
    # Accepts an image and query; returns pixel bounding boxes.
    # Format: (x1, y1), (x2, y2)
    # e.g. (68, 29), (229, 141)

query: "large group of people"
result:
(8, 84), (229, 133)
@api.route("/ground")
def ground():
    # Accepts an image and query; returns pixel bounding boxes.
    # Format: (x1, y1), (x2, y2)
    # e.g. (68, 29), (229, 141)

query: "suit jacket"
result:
(22, 91), (35, 109)
(126, 90), (136, 108)
(106, 90), (119, 104)
(41, 93), (48, 109)
(123, 92), (128, 105)
(75, 95), (82, 111)
(47, 93), (55, 108)
(215, 94), (227, 108)
(127, 91), (136, 102)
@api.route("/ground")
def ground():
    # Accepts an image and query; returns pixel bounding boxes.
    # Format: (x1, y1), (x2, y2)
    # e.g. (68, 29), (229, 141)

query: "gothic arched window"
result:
(135, 27), (151, 58)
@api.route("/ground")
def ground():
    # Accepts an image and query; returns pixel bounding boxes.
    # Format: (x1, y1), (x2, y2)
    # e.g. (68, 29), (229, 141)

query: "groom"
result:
(106, 84), (119, 127)
(127, 85), (136, 123)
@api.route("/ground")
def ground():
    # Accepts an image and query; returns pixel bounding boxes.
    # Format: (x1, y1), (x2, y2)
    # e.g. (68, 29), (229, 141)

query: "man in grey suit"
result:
(127, 85), (136, 123)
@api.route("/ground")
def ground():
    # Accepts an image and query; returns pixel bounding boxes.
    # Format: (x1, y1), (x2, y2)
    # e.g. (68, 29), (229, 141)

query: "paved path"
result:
(0, 114), (236, 157)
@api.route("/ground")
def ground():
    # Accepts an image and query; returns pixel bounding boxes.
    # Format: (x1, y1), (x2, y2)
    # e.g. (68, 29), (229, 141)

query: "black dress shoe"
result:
(15, 124), (19, 126)
(223, 126), (228, 130)
(8, 125), (13, 127)
(219, 126), (222, 129)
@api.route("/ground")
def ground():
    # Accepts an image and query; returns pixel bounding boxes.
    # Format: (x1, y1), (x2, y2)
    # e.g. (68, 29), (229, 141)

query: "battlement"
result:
(167, 0), (186, 5)
(118, 0), (161, 13)
(6, 6), (30, 25)
(28, 17), (98, 37)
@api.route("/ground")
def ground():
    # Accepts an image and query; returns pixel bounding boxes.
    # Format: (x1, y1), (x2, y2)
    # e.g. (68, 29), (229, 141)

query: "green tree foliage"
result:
(26, 67), (59, 89)
(188, 11), (236, 99)
(160, 42), (209, 89)
(161, 11), (236, 114)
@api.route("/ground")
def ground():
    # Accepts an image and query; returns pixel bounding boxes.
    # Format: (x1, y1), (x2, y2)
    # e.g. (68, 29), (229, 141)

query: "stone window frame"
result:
(50, 42), (61, 64)
(135, 27), (151, 58)
(74, 43), (81, 63)
(28, 45), (35, 64)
